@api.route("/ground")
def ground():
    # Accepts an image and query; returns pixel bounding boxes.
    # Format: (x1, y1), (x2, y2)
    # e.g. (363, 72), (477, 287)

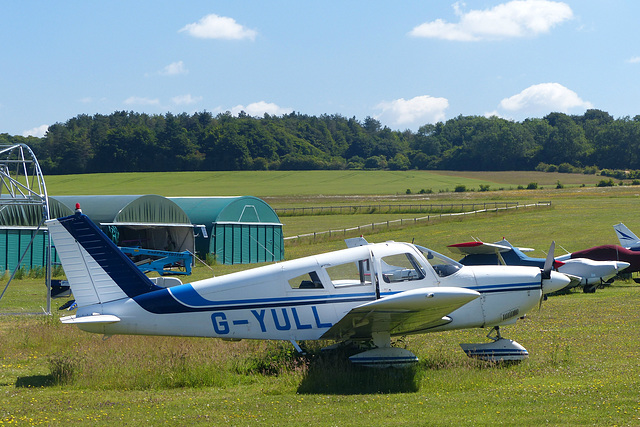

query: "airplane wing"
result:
(447, 241), (512, 255)
(321, 287), (480, 341)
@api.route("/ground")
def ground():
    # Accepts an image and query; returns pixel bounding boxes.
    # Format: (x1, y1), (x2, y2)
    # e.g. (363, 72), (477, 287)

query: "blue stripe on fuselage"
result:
(132, 284), (376, 314)
(468, 281), (540, 293)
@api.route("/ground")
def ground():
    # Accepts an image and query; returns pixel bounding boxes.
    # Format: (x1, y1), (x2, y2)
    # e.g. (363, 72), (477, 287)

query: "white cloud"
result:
(22, 124), (49, 138)
(499, 83), (592, 115)
(124, 96), (160, 106)
(375, 95), (449, 128)
(230, 101), (292, 117)
(409, 0), (573, 41)
(627, 56), (640, 64)
(179, 14), (257, 40)
(159, 61), (188, 76)
(172, 94), (202, 105)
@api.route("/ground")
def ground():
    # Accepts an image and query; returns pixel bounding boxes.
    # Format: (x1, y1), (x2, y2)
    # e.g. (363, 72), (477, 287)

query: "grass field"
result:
(44, 170), (609, 198)
(2, 170), (640, 425)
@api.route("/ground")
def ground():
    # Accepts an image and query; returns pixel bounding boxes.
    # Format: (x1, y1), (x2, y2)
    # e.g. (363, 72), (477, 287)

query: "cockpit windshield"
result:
(415, 245), (463, 277)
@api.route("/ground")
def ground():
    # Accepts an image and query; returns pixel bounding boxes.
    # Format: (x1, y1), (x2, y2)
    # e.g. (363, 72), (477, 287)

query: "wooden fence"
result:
(283, 201), (551, 241)
(277, 202), (525, 216)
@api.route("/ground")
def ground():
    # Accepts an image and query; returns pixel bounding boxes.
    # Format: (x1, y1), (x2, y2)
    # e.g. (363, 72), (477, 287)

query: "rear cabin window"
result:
(325, 259), (371, 287)
(380, 253), (426, 283)
(288, 271), (324, 289)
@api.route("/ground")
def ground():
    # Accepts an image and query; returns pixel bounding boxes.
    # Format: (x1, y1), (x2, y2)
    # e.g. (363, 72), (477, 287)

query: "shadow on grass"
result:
(297, 348), (421, 395)
(15, 374), (55, 388)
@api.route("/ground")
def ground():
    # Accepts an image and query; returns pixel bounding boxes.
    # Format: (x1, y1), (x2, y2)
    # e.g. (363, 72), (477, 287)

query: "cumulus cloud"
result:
(409, 0), (573, 41)
(499, 83), (592, 115)
(230, 101), (292, 117)
(159, 61), (188, 76)
(179, 14), (257, 40)
(124, 96), (160, 106)
(172, 94), (202, 105)
(22, 124), (49, 138)
(375, 95), (449, 128)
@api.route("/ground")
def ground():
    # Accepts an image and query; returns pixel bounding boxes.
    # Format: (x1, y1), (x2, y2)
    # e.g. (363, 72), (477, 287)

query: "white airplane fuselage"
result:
(67, 242), (565, 342)
(556, 257), (629, 285)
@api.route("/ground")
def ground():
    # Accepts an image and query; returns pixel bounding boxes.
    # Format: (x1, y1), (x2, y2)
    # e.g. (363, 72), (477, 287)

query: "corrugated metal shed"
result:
(169, 196), (283, 265)
(52, 195), (195, 254)
(0, 197), (72, 272)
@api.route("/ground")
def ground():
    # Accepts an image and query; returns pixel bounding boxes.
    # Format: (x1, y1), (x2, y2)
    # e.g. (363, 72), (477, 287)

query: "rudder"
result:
(47, 212), (161, 308)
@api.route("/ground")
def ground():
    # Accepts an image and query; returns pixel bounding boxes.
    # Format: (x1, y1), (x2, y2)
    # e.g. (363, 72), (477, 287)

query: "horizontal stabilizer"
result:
(60, 314), (121, 324)
(345, 237), (369, 248)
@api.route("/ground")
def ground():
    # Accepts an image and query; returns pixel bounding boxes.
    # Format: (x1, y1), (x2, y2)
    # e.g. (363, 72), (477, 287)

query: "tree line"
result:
(1, 109), (639, 174)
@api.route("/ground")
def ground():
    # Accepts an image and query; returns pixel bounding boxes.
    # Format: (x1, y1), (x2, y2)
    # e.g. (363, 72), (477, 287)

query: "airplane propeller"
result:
(538, 241), (573, 308)
(542, 241), (555, 281)
(539, 241), (555, 309)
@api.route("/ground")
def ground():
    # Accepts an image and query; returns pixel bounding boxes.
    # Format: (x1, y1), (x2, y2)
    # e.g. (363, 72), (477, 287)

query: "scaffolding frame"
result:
(0, 144), (51, 314)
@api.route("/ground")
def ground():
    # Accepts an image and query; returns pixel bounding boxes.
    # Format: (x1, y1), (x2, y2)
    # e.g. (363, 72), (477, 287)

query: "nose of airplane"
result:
(616, 261), (631, 272)
(542, 271), (571, 295)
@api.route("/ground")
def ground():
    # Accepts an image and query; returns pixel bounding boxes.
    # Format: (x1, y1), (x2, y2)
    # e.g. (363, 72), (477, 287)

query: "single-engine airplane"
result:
(614, 223), (640, 251)
(447, 239), (629, 294)
(556, 245), (640, 284)
(47, 209), (570, 367)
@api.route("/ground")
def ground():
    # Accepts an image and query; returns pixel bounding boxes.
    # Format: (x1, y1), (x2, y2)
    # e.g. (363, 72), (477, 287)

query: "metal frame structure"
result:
(0, 144), (51, 314)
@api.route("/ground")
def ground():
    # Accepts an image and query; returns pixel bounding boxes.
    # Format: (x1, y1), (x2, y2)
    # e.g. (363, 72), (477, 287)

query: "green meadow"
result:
(2, 171), (640, 425)
(44, 169), (607, 197)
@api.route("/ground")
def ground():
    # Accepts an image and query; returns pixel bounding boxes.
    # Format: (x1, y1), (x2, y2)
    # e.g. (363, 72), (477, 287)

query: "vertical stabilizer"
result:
(47, 212), (161, 308)
(613, 223), (640, 249)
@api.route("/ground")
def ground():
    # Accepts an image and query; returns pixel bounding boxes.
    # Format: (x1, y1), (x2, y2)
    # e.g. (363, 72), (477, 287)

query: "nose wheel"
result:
(460, 326), (529, 361)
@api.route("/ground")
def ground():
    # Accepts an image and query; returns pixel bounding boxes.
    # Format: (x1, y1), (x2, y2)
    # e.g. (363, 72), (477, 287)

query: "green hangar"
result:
(169, 196), (284, 265)
(0, 194), (283, 272)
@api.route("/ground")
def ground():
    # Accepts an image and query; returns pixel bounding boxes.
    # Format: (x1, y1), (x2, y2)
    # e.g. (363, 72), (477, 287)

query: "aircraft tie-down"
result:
(47, 208), (570, 368)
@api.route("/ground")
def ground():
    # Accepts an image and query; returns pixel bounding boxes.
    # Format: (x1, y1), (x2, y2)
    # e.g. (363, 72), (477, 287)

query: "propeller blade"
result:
(542, 241), (555, 280)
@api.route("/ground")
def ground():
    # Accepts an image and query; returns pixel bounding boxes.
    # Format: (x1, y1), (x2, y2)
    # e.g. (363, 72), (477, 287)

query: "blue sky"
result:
(3, 1), (640, 137)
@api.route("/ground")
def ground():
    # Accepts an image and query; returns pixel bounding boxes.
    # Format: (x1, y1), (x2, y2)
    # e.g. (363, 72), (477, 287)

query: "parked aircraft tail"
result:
(613, 223), (640, 250)
(47, 210), (161, 308)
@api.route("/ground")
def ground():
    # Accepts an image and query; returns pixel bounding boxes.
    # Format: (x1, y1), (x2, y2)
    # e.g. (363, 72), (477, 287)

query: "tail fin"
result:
(613, 223), (640, 249)
(47, 212), (161, 308)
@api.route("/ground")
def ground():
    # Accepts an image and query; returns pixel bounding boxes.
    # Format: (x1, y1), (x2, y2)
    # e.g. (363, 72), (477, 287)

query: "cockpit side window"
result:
(325, 259), (371, 287)
(416, 245), (463, 278)
(288, 271), (325, 289)
(380, 253), (426, 283)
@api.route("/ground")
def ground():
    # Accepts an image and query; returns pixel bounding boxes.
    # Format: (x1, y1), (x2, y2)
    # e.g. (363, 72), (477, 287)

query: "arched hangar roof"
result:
(51, 195), (192, 226)
(169, 196), (281, 227)
(0, 195), (73, 227)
